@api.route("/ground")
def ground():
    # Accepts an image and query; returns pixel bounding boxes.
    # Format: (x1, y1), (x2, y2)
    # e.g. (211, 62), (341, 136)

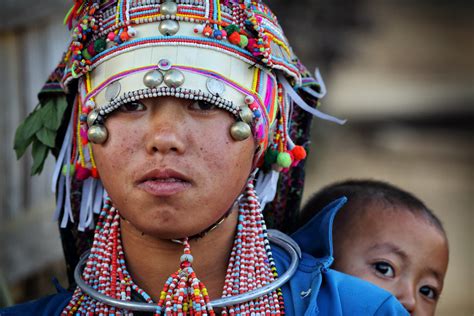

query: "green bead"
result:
(277, 152), (292, 168)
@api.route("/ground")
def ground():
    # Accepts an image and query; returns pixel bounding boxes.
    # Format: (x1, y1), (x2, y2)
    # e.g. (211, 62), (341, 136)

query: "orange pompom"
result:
(291, 145), (307, 160)
(228, 32), (241, 45)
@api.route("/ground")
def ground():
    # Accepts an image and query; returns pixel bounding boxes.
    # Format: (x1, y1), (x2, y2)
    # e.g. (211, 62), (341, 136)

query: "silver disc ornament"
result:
(230, 121), (251, 141)
(143, 70), (164, 88)
(158, 20), (180, 36)
(88, 125), (108, 144)
(164, 69), (185, 88)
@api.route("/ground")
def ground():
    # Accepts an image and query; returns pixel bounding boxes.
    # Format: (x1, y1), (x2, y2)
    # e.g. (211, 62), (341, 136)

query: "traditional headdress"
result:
(14, 0), (344, 314)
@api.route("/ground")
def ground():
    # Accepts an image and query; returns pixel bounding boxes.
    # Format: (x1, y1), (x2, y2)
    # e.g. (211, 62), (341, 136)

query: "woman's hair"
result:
(297, 179), (447, 238)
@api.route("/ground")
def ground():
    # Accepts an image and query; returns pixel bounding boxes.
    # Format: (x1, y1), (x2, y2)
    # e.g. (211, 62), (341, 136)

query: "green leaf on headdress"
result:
(37, 128), (56, 148)
(40, 100), (57, 130)
(14, 107), (43, 159)
(54, 97), (68, 130)
(31, 138), (48, 175)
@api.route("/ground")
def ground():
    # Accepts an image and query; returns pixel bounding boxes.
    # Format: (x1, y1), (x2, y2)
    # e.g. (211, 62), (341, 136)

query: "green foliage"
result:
(14, 96), (68, 175)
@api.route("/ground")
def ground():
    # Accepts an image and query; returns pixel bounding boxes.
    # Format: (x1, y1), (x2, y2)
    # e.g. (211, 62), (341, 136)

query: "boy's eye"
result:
(373, 262), (395, 278)
(419, 286), (438, 300)
(119, 101), (146, 112)
(189, 100), (217, 111)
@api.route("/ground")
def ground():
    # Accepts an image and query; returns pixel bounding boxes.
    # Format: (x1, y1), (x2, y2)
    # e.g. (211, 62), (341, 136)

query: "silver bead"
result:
(160, 1), (178, 16)
(230, 121), (251, 141)
(105, 81), (121, 101)
(158, 59), (172, 71)
(88, 125), (108, 144)
(158, 20), (180, 36)
(239, 106), (254, 124)
(143, 70), (164, 88)
(163, 69), (185, 88)
(180, 254), (193, 263)
(87, 110), (99, 127)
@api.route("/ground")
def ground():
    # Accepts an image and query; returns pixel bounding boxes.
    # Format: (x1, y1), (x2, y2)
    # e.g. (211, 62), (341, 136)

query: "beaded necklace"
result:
(63, 178), (284, 315)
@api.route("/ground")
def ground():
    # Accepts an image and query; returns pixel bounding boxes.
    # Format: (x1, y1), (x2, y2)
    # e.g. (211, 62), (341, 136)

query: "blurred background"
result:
(0, 0), (472, 314)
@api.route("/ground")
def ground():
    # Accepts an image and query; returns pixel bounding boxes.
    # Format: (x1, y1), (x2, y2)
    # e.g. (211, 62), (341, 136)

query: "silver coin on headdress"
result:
(206, 78), (225, 96)
(105, 81), (121, 101)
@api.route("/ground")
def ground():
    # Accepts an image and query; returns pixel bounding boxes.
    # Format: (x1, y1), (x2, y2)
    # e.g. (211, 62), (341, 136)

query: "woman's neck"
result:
(120, 208), (238, 301)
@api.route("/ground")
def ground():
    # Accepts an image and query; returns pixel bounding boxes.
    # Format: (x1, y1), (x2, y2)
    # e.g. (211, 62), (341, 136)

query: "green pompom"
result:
(264, 148), (279, 166)
(276, 152), (292, 168)
(239, 35), (249, 48)
(225, 24), (240, 34)
(94, 38), (107, 53)
(62, 164), (76, 176)
(82, 49), (92, 60)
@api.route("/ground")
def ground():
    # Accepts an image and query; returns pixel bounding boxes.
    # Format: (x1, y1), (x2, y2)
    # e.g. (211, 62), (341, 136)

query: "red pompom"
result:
(76, 165), (91, 180)
(91, 167), (100, 179)
(291, 145), (307, 161)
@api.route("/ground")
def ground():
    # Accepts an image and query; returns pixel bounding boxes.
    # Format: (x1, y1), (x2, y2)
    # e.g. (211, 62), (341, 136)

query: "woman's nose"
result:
(144, 98), (187, 155)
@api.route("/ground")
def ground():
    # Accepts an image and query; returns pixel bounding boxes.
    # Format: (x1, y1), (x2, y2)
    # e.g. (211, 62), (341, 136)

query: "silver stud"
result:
(163, 69), (185, 88)
(230, 121), (251, 141)
(143, 70), (164, 88)
(160, 1), (178, 16)
(88, 125), (108, 144)
(87, 110), (99, 127)
(206, 78), (225, 96)
(158, 59), (172, 71)
(158, 20), (180, 36)
(239, 106), (254, 124)
(105, 81), (121, 101)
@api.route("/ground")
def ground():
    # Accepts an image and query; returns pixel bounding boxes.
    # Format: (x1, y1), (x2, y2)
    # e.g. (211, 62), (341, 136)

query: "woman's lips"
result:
(136, 169), (192, 197)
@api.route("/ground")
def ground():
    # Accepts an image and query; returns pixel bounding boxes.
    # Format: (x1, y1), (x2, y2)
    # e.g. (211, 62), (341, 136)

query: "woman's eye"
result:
(420, 286), (438, 300)
(373, 262), (395, 278)
(189, 100), (217, 111)
(119, 101), (146, 112)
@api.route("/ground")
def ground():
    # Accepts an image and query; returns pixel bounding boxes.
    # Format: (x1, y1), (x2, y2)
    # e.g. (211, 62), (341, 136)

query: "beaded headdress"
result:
(15, 0), (344, 314)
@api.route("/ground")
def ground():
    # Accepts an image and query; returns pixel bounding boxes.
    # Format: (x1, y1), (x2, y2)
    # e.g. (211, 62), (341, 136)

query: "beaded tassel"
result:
(157, 239), (215, 315)
(221, 179), (284, 315)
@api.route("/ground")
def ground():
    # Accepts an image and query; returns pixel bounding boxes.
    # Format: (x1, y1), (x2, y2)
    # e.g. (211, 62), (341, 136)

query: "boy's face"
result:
(332, 205), (449, 316)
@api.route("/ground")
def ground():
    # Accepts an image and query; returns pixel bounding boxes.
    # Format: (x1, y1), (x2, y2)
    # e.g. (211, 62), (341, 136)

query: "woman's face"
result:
(92, 96), (255, 239)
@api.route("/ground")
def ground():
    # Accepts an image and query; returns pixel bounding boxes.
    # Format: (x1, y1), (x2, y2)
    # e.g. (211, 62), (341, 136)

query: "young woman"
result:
(4, 1), (407, 315)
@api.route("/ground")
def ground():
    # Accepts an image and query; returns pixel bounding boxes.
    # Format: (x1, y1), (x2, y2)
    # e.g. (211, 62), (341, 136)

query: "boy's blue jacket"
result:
(1, 197), (408, 315)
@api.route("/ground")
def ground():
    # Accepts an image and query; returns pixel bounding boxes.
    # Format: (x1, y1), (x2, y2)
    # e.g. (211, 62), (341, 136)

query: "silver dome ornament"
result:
(143, 70), (164, 88)
(88, 125), (108, 144)
(160, 1), (178, 16)
(105, 81), (121, 101)
(230, 121), (251, 141)
(87, 110), (100, 127)
(164, 69), (185, 88)
(239, 106), (254, 124)
(158, 20), (180, 36)
(206, 78), (225, 96)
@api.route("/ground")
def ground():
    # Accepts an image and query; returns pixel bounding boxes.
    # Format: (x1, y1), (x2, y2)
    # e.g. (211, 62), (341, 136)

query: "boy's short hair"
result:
(298, 179), (446, 237)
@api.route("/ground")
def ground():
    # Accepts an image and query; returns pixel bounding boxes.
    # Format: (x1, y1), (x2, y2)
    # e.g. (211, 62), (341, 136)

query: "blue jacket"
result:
(1, 198), (407, 315)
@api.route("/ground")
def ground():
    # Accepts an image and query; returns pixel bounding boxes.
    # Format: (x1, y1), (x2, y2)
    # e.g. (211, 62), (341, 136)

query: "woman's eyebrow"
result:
(367, 242), (409, 261)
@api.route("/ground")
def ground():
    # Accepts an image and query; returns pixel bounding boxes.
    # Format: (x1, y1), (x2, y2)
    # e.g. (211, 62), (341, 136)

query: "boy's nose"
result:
(395, 282), (416, 314)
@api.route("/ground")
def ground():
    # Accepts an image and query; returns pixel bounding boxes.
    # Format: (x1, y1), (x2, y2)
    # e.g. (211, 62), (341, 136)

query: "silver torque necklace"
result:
(74, 229), (301, 311)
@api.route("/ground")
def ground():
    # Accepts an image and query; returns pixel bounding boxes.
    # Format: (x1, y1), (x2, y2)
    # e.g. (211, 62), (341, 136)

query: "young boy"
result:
(293, 179), (449, 316)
